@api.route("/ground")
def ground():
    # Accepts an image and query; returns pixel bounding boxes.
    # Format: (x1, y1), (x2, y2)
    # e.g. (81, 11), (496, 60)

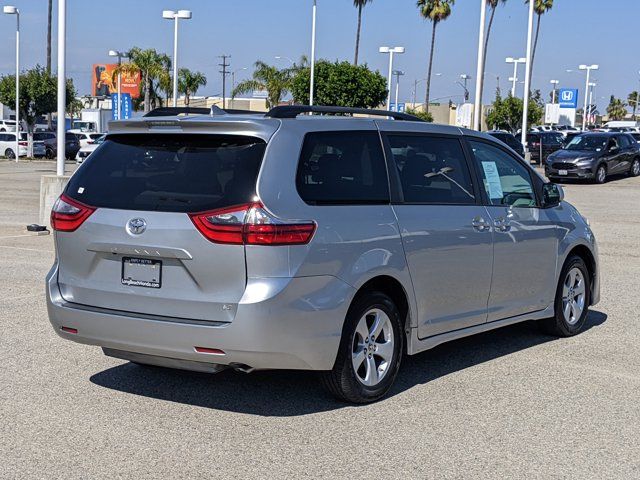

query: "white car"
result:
(0, 120), (17, 132)
(76, 134), (105, 163)
(75, 132), (104, 148)
(0, 132), (46, 158)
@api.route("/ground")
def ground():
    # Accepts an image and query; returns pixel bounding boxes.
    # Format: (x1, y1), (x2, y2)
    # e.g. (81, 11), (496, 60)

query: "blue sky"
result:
(0, 0), (636, 110)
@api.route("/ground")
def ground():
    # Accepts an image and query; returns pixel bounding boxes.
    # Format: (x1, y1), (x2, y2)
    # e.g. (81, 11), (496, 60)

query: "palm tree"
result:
(353, 0), (373, 66)
(232, 61), (295, 109)
(178, 69), (207, 106)
(478, 0), (507, 112)
(126, 47), (171, 112)
(526, 0), (553, 81)
(158, 69), (173, 107)
(607, 96), (627, 121)
(628, 91), (639, 120)
(417, 0), (455, 113)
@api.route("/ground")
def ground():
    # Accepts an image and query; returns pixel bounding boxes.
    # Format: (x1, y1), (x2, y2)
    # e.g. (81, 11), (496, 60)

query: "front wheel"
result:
(321, 292), (404, 403)
(595, 164), (607, 184)
(540, 255), (590, 337)
(629, 158), (640, 177)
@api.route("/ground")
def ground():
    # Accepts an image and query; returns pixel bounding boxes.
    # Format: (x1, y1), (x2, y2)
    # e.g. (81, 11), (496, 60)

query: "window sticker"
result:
(77, 187), (85, 194)
(481, 161), (503, 200)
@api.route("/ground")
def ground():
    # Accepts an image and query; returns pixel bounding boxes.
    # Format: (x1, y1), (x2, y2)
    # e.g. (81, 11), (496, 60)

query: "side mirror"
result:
(542, 183), (563, 207)
(608, 145), (619, 154)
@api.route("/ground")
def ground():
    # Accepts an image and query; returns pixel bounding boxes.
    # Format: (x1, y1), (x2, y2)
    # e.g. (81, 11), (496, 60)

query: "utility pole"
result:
(218, 55), (231, 110)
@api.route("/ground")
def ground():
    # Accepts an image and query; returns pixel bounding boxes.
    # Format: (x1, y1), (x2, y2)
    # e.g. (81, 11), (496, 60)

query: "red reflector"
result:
(50, 194), (96, 232)
(194, 347), (225, 355)
(61, 326), (78, 334)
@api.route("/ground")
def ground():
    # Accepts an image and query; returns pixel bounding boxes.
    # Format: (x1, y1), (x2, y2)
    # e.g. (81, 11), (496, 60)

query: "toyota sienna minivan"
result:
(47, 105), (600, 403)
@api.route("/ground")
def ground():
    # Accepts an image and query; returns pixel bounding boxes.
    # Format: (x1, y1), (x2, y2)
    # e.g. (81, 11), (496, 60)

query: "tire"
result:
(321, 291), (404, 403)
(629, 158), (640, 177)
(5, 149), (15, 159)
(595, 164), (607, 184)
(540, 255), (590, 337)
(45, 148), (54, 160)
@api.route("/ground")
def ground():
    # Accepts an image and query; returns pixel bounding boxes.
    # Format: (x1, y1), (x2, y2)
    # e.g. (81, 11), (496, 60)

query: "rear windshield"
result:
(65, 134), (266, 213)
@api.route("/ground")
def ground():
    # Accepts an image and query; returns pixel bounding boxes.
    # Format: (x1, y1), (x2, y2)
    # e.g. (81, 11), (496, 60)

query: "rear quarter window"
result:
(296, 131), (389, 205)
(65, 134), (266, 213)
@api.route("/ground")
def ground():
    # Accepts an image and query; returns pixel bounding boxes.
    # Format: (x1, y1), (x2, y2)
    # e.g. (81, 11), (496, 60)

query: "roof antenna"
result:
(210, 105), (227, 116)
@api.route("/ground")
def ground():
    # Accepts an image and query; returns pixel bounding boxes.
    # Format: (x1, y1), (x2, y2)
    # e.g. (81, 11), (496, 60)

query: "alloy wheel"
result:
(597, 166), (606, 183)
(351, 308), (394, 387)
(562, 267), (586, 325)
(632, 160), (640, 176)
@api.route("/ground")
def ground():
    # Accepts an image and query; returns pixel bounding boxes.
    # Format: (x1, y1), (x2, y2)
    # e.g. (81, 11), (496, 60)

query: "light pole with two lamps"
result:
(379, 46), (405, 111)
(579, 64), (599, 131)
(392, 70), (404, 112)
(162, 9), (192, 107)
(108, 50), (128, 120)
(506, 57), (526, 97)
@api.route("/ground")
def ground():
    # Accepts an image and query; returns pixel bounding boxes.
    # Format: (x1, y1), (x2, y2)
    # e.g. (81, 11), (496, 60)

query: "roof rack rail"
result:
(264, 105), (424, 122)
(143, 107), (212, 117)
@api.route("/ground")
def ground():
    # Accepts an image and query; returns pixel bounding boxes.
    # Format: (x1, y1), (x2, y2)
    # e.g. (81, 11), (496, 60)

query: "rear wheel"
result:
(540, 255), (590, 337)
(45, 148), (54, 160)
(629, 158), (640, 177)
(595, 164), (607, 184)
(5, 149), (15, 159)
(321, 292), (403, 403)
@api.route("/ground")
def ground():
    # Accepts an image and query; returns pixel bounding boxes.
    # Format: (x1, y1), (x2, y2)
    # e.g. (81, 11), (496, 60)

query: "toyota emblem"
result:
(127, 218), (147, 235)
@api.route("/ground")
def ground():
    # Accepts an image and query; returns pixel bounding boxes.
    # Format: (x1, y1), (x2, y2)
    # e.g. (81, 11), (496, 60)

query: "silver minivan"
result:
(47, 106), (600, 403)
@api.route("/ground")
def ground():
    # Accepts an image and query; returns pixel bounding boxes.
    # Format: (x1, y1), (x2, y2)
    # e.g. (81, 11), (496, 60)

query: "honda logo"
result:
(561, 90), (574, 102)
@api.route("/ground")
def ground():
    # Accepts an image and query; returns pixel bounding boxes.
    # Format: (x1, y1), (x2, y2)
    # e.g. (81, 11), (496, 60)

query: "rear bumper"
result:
(47, 263), (354, 371)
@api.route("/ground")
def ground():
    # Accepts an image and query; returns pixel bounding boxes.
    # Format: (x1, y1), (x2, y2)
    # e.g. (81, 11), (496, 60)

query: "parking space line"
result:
(0, 244), (52, 253)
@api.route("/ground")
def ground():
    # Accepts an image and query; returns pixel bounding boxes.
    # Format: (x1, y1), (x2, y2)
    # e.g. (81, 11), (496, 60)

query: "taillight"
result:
(18, 141), (28, 146)
(50, 194), (95, 232)
(189, 202), (316, 246)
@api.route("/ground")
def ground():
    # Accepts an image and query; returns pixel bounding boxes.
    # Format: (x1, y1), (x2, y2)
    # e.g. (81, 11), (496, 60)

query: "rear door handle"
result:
(472, 216), (491, 232)
(493, 217), (511, 232)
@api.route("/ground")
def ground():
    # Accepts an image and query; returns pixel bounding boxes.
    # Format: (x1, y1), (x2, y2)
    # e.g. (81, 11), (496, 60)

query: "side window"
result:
(386, 135), (475, 204)
(618, 135), (631, 148)
(468, 140), (537, 208)
(608, 137), (619, 150)
(296, 131), (389, 205)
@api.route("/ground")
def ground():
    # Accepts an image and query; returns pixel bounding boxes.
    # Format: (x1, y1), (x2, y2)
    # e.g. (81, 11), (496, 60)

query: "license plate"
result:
(559, 169), (568, 176)
(121, 257), (162, 288)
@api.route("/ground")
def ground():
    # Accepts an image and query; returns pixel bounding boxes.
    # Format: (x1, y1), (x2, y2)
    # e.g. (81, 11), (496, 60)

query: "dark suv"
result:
(527, 131), (564, 164)
(486, 131), (525, 157)
(545, 132), (640, 183)
(34, 132), (81, 160)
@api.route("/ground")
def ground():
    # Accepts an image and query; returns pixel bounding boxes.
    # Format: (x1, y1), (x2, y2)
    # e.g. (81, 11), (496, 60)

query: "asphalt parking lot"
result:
(1, 159), (639, 479)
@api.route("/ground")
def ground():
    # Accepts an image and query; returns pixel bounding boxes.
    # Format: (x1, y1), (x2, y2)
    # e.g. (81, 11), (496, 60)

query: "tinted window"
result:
(66, 134), (266, 213)
(618, 135), (631, 147)
(469, 140), (537, 208)
(296, 131), (389, 205)
(66, 133), (78, 141)
(387, 135), (475, 204)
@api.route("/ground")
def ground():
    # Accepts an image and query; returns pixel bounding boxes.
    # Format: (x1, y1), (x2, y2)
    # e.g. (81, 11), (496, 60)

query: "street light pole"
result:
(393, 70), (404, 112)
(109, 50), (127, 120)
(163, 9), (192, 107)
(3, 6), (19, 162)
(56, 0), (66, 176)
(587, 81), (596, 127)
(473, 0), (486, 131)
(550, 79), (559, 104)
(379, 47), (405, 111)
(519, 0), (534, 150)
(579, 64), (599, 131)
(309, 0), (317, 106)
(506, 57), (526, 97)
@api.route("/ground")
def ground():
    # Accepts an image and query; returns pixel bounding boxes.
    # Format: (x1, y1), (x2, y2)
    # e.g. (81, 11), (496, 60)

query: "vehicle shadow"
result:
(90, 310), (607, 416)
